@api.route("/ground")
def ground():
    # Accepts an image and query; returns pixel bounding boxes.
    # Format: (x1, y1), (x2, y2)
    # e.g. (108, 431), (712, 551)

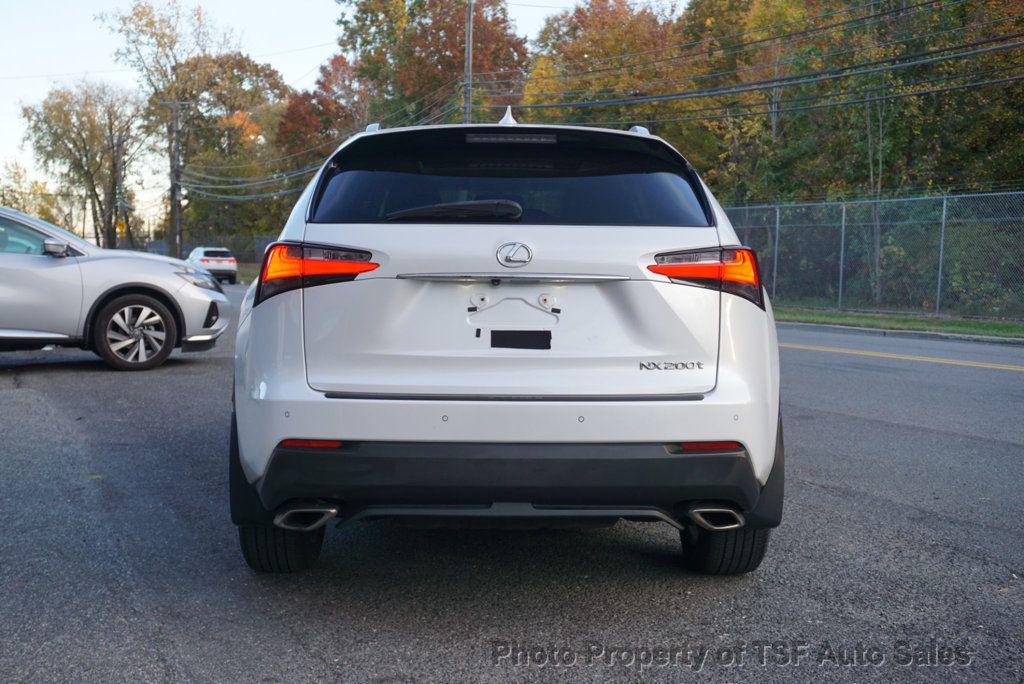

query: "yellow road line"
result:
(779, 342), (1024, 372)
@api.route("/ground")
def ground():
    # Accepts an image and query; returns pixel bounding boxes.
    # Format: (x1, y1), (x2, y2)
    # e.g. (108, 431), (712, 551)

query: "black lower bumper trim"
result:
(233, 441), (782, 529)
(181, 338), (217, 352)
(331, 502), (687, 529)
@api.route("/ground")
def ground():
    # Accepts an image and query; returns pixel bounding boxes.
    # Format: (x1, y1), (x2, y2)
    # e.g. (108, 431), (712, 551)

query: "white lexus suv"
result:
(231, 121), (782, 575)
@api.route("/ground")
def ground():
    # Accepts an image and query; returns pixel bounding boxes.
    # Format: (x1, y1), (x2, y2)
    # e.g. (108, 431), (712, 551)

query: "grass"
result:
(236, 263), (260, 284)
(774, 306), (1024, 338)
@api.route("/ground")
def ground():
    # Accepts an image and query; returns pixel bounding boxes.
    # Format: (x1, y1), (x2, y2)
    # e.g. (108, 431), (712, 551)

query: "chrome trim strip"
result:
(396, 272), (629, 283)
(0, 330), (71, 339)
(323, 391), (704, 402)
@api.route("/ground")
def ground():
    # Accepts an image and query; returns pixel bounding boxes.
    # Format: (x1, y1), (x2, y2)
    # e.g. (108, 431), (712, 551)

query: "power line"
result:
(182, 162), (322, 185)
(520, 61), (1024, 125)
(181, 91), (467, 198)
(472, 33), (1024, 110)
(180, 168), (319, 191)
(557, 71), (1024, 128)
(481, 0), (965, 88)
(476, 8), (1012, 101)
(177, 30), (1024, 193)
(485, 0), (892, 76)
(184, 78), (461, 172)
(476, 0), (915, 81)
(183, 186), (306, 202)
(177, 65), (1023, 202)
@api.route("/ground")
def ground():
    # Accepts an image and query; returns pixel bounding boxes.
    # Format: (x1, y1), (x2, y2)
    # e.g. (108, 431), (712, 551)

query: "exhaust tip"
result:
(687, 505), (745, 532)
(274, 505), (339, 532)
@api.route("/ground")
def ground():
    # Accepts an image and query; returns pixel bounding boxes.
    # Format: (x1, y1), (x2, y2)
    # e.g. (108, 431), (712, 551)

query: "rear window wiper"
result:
(385, 199), (523, 222)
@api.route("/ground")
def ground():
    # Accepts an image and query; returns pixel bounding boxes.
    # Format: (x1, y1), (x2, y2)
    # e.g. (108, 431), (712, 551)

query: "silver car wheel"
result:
(106, 305), (166, 363)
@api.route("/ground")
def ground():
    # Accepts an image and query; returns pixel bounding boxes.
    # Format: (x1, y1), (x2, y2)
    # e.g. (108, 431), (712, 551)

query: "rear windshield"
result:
(204, 249), (232, 257)
(310, 127), (711, 226)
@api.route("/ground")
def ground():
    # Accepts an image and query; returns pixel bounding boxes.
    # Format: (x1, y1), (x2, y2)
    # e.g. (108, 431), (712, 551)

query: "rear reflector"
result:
(257, 242), (379, 304)
(679, 441), (744, 452)
(279, 439), (343, 449)
(648, 248), (763, 308)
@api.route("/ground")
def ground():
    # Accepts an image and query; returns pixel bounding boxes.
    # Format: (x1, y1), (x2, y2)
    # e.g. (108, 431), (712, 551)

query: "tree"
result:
(276, 54), (368, 168)
(103, 0), (229, 255)
(173, 52), (293, 239)
(0, 161), (81, 231)
(525, 0), (679, 126)
(21, 82), (144, 248)
(337, 0), (528, 123)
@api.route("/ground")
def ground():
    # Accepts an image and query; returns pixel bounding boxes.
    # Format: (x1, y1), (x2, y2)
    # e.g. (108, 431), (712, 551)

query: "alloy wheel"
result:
(105, 305), (167, 364)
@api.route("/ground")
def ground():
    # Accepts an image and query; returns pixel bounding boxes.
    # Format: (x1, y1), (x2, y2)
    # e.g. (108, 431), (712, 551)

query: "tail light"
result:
(648, 247), (764, 308)
(200, 258), (210, 264)
(228, 257), (237, 264)
(256, 242), (379, 304)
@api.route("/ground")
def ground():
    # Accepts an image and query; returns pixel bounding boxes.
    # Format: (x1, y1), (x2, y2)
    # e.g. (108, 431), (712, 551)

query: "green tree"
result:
(21, 82), (144, 248)
(103, 0), (230, 255)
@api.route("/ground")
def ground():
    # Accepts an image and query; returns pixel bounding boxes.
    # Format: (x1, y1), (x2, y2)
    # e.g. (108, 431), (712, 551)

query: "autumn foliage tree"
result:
(523, 0), (679, 126)
(276, 54), (368, 168)
(21, 82), (144, 248)
(338, 0), (528, 123)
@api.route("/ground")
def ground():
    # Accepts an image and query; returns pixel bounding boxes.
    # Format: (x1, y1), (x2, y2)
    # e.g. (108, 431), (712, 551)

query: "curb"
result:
(775, 321), (1024, 347)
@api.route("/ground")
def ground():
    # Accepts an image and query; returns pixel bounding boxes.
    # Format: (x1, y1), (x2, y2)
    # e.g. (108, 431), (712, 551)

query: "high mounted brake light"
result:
(648, 248), (764, 308)
(256, 242), (379, 304)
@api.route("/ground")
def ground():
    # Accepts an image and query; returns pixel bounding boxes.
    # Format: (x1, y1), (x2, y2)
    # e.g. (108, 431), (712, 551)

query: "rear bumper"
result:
(232, 441), (783, 529)
(205, 268), (236, 278)
(234, 288), (781, 485)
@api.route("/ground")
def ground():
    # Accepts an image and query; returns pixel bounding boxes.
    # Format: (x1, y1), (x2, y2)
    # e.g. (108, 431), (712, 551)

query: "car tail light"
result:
(648, 248), (763, 308)
(228, 257), (237, 264)
(200, 258), (210, 264)
(256, 242), (379, 304)
(279, 439), (343, 449)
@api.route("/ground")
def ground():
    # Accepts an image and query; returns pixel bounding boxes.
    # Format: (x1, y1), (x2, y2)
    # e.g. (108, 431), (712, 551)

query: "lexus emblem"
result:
(496, 242), (533, 268)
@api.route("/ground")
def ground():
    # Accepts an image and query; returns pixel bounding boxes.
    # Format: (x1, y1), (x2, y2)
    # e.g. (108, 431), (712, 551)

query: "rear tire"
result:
(230, 411), (325, 572)
(680, 526), (770, 575)
(238, 524), (324, 573)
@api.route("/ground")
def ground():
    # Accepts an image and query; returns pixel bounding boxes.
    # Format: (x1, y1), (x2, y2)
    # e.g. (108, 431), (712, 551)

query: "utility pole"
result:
(111, 135), (124, 250)
(169, 100), (183, 258)
(114, 134), (135, 250)
(463, 0), (474, 123)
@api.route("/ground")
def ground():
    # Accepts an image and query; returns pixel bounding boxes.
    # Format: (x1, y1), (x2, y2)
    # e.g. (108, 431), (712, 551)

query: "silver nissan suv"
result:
(0, 206), (230, 370)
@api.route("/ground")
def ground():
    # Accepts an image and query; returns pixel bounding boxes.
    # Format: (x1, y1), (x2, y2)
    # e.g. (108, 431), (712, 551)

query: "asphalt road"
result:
(1, 285), (1022, 683)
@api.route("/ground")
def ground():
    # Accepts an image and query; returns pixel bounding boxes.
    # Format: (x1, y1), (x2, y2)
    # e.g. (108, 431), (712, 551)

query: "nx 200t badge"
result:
(496, 242), (533, 268)
(639, 361), (705, 370)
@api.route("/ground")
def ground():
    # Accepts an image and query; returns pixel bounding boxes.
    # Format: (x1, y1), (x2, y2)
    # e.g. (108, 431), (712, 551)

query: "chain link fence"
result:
(726, 191), (1024, 320)
(135, 191), (1023, 320)
(142, 234), (276, 263)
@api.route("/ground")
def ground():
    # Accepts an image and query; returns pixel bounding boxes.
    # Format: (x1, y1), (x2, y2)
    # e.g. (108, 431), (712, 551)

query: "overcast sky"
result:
(0, 0), (570, 214)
